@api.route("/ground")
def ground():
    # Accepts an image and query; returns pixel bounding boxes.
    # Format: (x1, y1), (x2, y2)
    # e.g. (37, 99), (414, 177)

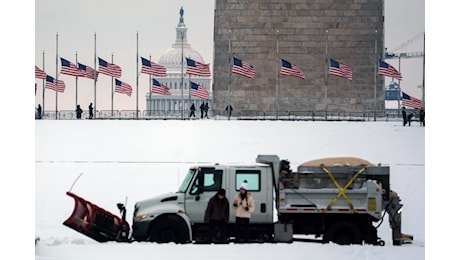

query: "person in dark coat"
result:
(189, 103), (196, 118)
(200, 102), (205, 119)
(76, 105), (83, 120)
(408, 112), (414, 126)
(36, 104), (42, 119)
(88, 103), (94, 119)
(401, 106), (408, 126)
(225, 105), (233, 119)
(419, 107), (425, 127)
(204, 102), (209, 119)
(204, 189), (230, 243)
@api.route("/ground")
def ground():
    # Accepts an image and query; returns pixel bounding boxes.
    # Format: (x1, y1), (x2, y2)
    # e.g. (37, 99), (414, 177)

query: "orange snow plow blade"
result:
(63, 191), (130, 242)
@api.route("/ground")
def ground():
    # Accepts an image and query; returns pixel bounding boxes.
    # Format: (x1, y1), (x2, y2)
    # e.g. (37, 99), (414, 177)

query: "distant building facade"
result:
(146, 7), (211, 114)
(212, 0), (385, 114)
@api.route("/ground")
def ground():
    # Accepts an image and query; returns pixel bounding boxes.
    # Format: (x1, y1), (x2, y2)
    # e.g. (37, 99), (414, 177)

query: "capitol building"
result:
(145, 7), (212, 114)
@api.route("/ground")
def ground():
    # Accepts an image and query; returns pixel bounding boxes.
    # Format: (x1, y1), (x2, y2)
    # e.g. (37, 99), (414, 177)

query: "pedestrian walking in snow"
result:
(189, 103), (196, 118)
(200, 102), (205, 119)
(402, 107), (408, 126)
(204, 102), (209, 119)
(419, 107), (425, 127)
(76, 105), (83, 120)
(88, 103), (94, 119)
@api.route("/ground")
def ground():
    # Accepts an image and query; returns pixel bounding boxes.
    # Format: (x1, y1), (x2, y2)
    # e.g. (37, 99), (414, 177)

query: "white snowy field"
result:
(32, 120), (428, 259)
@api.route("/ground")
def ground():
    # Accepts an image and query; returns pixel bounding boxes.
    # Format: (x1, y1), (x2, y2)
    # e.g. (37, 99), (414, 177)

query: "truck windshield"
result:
(178, 168), (196, 193)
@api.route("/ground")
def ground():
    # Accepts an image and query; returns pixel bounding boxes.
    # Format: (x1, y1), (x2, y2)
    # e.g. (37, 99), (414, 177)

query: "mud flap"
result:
(63, 191), (129, 242)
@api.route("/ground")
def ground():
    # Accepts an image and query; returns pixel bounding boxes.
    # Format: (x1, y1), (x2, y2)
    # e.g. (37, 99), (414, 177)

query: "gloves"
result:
(245, 206), (249, 211)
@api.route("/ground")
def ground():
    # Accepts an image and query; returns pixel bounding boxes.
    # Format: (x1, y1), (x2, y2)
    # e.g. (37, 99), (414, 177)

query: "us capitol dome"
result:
(146, 7), (212, 115)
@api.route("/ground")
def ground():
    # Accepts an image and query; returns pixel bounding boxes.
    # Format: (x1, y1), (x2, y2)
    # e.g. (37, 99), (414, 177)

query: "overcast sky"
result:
(33, 0), (425, 112)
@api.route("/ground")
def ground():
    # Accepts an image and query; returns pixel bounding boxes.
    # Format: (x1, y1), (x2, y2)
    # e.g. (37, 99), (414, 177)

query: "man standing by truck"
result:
(232, 181), (255, 243)
(204, 189), (230, 243)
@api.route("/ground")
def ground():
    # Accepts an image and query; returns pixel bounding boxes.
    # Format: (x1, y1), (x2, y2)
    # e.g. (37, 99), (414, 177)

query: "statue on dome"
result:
(179, 7), (184, 23)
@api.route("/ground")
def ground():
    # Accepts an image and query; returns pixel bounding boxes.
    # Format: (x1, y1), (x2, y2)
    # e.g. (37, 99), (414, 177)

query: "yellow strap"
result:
(321, 167), (366, 213)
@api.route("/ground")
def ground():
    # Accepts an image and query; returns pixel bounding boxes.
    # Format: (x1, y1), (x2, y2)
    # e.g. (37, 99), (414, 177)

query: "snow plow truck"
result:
(63, 154), (413, 246)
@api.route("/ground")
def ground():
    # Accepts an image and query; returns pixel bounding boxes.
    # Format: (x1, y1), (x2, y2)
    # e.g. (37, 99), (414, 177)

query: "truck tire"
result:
(324, 222), (362, 245)
(149, 215), (189, 244)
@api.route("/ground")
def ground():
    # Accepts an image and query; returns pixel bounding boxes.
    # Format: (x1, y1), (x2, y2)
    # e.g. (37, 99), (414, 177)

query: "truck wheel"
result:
(325, 222), (362, 245)
(149, 215), (188, 244)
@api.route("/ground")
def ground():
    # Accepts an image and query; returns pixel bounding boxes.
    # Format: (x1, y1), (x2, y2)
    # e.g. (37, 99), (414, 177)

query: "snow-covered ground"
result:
(32, 120), (426, 259)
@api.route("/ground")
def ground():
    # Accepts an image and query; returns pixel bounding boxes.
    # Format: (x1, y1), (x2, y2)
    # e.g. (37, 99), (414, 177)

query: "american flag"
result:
(378, 60), (402, 81)
(35, 66), (47, 79)
(60, 58), (86, 77)
(98, 57), (122, 78)
(329, 58), (352, 80)
(78, 63), (99, 80)
(141, 57), (166, 77)
(151, 78), (171, 95)
(232, 57), (256, 79)
(114, 79), (132, 97)
(186, 58), (211, 77)
(280, 59), (305, 79)
(190, 81), (210, 100)
(45, 75), (66, 92)
(401, 92), (422, 109)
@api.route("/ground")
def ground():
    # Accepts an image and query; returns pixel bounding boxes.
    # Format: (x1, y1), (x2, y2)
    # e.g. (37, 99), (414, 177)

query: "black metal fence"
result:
(35, 109), (416, 122)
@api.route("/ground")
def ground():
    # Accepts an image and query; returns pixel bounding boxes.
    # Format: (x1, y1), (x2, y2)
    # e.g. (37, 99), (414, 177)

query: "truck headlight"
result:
(134, 214), (148, 222)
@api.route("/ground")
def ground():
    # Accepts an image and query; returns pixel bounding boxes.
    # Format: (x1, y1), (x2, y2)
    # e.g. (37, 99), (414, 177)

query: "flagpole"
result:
(227, 29), (232, 120)
(397, 56), (402, 112)
(188, 74), (191, 115)
(111, 53), (114, 117)
(55, 32), (59, 120)
(136, 31), (139, 119)
(75, 52), (79, 111)
(42, 50), (45, 118)
(149, 54), (152, 115)
(94, 32), (97, 119)
(180, 30), (184, 120)
(374, 29), (377, 121)
(422, 33), (425, 107)
(325, 30), (329, 114)
(275, 29), (279, 120)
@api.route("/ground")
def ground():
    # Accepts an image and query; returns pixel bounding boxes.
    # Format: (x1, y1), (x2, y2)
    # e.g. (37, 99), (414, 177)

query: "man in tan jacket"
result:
(232, 181), (255, 243)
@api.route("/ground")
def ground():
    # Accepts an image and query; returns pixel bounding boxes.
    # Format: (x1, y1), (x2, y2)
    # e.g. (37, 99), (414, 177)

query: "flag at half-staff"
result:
(378, 60), (403, 81)
(280, 59), (305, 79)
(78, 62), (99, 80)
(35, 66), (47, 79)
(60, 57), (85, 77)
(190, 81), (210, 100)
(98, 57), (122, 78)
(114, 79), (132, 97)
(401, 92), (422, 109)
(151, 78), (171, 95)
(232, 57), (256, 79)
(329, 58), (352, 80)
(186, 58), (211, 77)
(45, 75), (66, 92)
(141, 57), (166, 77)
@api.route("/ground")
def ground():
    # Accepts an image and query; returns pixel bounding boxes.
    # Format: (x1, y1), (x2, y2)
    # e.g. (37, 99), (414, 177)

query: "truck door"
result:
(185, 167), (224, 223)
(232, 168), (273, 223)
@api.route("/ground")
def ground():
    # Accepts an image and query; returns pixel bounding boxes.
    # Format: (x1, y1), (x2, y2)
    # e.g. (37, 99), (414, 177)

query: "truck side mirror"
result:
(197, 184), (204, 194)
